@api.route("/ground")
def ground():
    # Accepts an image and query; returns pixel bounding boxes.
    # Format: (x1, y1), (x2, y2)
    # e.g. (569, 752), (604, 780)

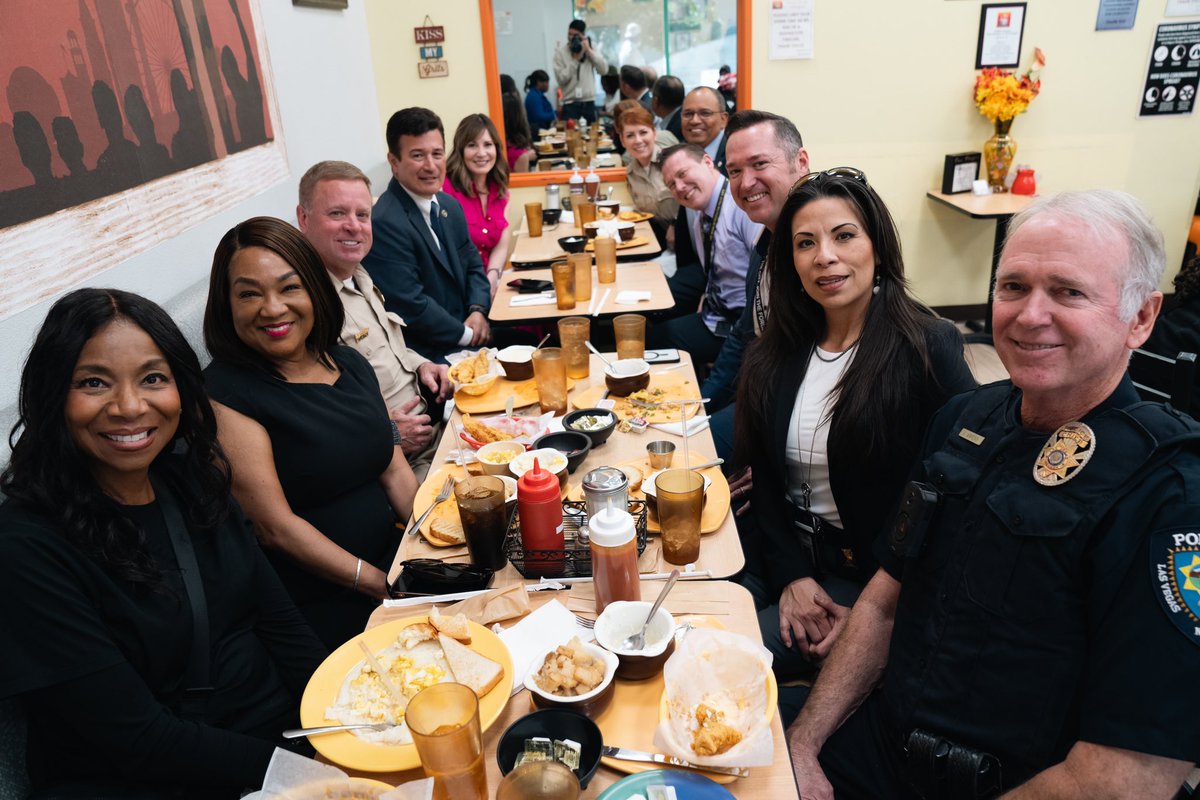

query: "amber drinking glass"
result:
(532, 347), (569, 415)
(525, 202), (543, 237)
(656, 469), (704, 565)
(612, 313), (646, 359)
(594, 236), (617, 283)
(557, 316), (591, 379)
(550, 260), (576, 310)
(407, 683), (487, 800)
(569, 252), (592, 302)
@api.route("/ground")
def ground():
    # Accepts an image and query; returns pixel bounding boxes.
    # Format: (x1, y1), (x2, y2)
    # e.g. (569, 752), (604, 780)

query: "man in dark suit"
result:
(681, 87), (729, 175)
(620, 65), (654, 113)
(362, 107), (492, 363)
(652, 75), (684, 141)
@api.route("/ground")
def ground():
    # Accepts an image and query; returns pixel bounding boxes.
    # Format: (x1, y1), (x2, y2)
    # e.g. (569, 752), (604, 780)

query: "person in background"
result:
(554, 18), (606, 123)
(500, 78), (535, 173)
(443, 113), (514, 298)
(652, 75), (685, 141)
(620, 64), (654, 113)
(0, 288), (326, 797)
(650, 143), (763, 365)
(616, 102), (678, 240)
(524, 69), (557, 132)
(718, 65), (737, 111)
(362, 106), (493, 362)
(600, 65), (622, 120)
(204, 217), (417, 648)
(1143, 253), (1200, 416)
(296, 160), (451, 478)
(790, 190), (1199, 800)
(736, 169), (975, 720)
(681, 86), (729, 175)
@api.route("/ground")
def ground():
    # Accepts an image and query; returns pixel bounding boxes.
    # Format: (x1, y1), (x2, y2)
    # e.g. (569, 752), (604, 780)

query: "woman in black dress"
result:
(204, 217), (417, 648)
(0, 288), (325, 797)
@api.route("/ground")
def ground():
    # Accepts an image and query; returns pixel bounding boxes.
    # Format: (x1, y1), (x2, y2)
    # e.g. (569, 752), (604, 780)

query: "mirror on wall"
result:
(481, 0), (749, 187)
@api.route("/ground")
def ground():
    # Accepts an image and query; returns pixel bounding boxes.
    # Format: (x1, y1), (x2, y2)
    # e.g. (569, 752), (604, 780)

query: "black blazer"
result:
(663, 107), (683, 142)
(711, 131), (727, 176)
(746, 318), (978, 596)
(362, 178), (491, 363)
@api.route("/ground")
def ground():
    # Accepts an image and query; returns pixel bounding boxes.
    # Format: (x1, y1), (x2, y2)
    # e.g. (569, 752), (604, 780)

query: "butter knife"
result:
(601, 745), (750, 778)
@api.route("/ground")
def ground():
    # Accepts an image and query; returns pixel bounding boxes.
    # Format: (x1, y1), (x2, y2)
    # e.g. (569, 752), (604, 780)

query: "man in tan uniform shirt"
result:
(297, 160), (451, 479)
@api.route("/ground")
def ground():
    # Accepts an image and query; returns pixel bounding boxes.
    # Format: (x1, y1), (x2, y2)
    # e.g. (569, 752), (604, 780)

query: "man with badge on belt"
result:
(297, 160), (451, 479)
(789, 189), (1200, 799)
(648, 143), (762, 365)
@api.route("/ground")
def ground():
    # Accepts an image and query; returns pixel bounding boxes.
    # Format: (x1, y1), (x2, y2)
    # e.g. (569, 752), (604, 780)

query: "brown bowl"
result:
(597, 200), (620, 219)
(615, 221), (636, 242)
(524, 641), (618, 718)
(604, 358), (650, 397)
(582, 221), (603, 240)
(497, 345), (536, 380)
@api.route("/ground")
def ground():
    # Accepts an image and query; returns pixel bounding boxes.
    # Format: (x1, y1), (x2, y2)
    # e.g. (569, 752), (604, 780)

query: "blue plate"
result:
(595, 768), (736, 799)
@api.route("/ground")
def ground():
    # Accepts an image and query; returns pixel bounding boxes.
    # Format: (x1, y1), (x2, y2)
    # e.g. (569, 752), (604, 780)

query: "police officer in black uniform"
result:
(788, 189), (1200, 800)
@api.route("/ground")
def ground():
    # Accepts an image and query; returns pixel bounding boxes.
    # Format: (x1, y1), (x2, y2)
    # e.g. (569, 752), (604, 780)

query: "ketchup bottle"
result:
(517, 458), (564, 577)
(589, 504), (640, 614)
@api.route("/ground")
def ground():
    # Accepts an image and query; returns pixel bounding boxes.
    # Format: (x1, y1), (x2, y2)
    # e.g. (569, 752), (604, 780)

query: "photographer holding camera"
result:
(553, 19), (607, 124)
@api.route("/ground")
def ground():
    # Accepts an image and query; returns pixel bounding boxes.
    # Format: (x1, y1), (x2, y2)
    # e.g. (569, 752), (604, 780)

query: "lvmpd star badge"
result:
(1152, 529), (1200, 648)
(1033, 421), (1096, 486)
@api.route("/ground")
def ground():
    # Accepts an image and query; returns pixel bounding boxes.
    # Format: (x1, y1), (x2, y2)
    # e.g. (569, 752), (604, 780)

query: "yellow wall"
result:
(366, 0), (1200, 305)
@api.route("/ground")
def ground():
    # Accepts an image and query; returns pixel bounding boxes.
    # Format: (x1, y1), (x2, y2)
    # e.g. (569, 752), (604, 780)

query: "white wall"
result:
(493, 0), (571, 100)
(0, 1), (384, 459)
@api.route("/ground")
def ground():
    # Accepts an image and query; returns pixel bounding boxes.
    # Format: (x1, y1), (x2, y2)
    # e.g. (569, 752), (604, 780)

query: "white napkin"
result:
(651, 416), (711, 437)
(510, 292), (557, 307)
(496, 599), (594, 696)
(615, 290), (652, 304)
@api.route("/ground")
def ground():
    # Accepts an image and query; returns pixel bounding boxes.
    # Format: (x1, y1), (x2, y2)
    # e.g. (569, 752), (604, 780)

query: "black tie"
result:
(429, 200), (445, 249)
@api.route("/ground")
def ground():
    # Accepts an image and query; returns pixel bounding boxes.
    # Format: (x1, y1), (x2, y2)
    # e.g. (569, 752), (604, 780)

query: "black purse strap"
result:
(150, 475), (212, 721)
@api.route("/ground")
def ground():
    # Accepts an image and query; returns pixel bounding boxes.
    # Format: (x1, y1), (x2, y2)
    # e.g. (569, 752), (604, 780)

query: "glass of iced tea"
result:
(594, 236), (617, 283)
(532, 347), (569, 415)
(612, 314), (646, 360)
(454, 476), (508, 570)
(550, 260), (576, 310)
(557, 316), (590, 379)
(656, 469), (704, 564)
(569, 253), (592, 303)
(407, 683), (487, 800)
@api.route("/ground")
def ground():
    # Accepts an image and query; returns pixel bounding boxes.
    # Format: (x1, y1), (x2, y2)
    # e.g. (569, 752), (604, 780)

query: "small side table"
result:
(926, 190), (1035, 342)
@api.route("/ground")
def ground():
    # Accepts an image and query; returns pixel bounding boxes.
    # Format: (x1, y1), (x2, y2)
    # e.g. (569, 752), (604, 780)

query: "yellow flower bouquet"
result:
(974, 48), (1045, 123)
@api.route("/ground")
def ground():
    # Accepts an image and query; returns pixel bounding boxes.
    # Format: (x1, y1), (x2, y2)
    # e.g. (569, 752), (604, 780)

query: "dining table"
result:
(510, 217), (663, 267)
(349, 581), (803, 799)
(490, 260), (676, 324)
(389, 350), (745, 588)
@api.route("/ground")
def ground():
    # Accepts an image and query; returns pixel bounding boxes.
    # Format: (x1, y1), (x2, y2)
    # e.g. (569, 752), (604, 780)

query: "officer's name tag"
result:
(354, 327), (369, 342)
(958, 428), (985, 446)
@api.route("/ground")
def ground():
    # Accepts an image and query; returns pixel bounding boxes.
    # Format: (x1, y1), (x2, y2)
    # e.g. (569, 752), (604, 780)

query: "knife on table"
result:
(601, 746), (750, 778)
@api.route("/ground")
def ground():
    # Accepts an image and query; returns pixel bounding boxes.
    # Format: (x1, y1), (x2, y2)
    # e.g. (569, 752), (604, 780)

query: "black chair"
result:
(1129, 348), (1197, 410)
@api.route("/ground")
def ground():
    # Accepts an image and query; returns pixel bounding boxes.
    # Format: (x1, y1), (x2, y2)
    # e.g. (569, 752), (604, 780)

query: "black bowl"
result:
(534, 430), (592, 474)
(562, 408), (618, 448)
(496, 709), (604, 789)
(542, 208), (563, 226)
(558, 235), (587, 254)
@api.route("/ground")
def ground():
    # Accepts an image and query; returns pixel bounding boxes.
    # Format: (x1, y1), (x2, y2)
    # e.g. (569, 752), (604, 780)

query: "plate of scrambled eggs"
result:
(300, 615), (513, 772)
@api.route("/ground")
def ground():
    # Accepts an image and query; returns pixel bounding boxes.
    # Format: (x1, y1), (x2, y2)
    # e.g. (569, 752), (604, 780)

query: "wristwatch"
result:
(468, 304), (486, 314)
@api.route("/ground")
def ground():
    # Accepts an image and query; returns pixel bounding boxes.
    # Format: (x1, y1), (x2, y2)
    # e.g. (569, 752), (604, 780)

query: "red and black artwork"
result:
(1, 0), (274, 230)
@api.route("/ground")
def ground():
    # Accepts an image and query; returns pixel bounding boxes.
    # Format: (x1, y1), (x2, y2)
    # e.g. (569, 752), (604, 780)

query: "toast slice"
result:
(427, 508), (465, 545)
(397, 621), (437, 650)
(429, 607), (472, 643)
(439, 633), (503, 697)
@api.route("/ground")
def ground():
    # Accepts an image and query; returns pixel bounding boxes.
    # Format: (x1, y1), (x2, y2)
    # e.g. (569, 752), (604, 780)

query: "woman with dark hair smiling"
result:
(735, 169), (975, 690)
(204, 216), (417, 648)
(0, 288), (325, 796)
(443, 113), (513, 298)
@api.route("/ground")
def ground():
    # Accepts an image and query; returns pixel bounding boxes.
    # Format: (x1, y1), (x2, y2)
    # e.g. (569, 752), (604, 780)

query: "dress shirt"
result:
(625, 139), (680, 228)
(683, 176), (763, 331)
(400, 184), (473, 346)
(441, 177), (508, 266)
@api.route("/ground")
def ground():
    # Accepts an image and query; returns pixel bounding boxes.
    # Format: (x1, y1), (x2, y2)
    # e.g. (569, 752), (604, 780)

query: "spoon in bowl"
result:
(622, 569), (680, 651)
(585, 340), (613, 368)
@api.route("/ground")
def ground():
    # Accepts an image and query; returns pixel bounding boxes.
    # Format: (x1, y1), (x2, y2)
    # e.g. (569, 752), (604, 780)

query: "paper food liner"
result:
(444, 583), (532, 626)
(459, 411), (554, 449)
(258, 748), (432, 800)
(446, 347), (503, 389)
(652, 629), (775, 768)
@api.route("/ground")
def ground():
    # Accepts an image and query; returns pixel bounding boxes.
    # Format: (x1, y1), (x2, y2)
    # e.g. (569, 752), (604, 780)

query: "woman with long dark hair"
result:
(0, 288), (325, 796)
(204, 217), (417, 649)
(443, 113), (512, 298)
(501, 86), (534, 173)
(524, 68), (556, 132)
(735, 169), (975, 678)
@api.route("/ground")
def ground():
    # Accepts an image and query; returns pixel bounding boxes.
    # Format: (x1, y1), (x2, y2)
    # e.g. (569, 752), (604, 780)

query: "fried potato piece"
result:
(691, 703), (743, 757)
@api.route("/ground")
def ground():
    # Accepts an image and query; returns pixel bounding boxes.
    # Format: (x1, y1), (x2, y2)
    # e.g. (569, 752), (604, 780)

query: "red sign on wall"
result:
(414, 26), (444, 44)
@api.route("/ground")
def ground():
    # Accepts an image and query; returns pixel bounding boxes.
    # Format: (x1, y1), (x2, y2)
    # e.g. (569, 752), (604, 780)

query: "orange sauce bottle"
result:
(588, 505), (640, 614)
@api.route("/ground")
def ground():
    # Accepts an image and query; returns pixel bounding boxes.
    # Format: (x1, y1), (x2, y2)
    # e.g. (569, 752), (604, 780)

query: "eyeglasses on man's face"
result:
(682, 109), (722, 120)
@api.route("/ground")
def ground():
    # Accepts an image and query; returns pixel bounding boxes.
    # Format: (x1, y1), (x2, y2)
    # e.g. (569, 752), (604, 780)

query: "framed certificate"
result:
(942, 153), (982, 194)
(976, 3), (1026, 68)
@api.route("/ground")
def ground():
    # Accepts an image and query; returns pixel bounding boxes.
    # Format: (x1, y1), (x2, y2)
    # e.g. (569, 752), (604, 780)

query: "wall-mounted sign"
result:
(976, 3), (1027, 68)
(419, 60), (450, 79)
(420, 46), (443, 59)
(414, 25), (444, 44)
(1139, 21), (1200, 117)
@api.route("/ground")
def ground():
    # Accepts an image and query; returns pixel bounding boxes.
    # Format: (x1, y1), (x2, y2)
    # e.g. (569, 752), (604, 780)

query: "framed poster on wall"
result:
(976, 3), (1026, 69)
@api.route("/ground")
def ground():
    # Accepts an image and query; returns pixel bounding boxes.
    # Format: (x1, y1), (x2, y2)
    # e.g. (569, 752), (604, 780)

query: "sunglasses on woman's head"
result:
(790, 167), (869, 193)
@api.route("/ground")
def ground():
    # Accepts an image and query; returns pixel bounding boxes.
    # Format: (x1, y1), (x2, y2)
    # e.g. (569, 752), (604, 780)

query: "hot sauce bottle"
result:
(588, 504), (640, 614)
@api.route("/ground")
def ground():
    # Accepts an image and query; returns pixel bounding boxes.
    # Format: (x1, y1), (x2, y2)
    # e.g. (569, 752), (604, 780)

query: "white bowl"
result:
(524, 639), (618, 705)
(604, 358), (649, 379)
(477, 440), (526, 476)
(594, 601), (675, 657)
(509, 447), (569, 485)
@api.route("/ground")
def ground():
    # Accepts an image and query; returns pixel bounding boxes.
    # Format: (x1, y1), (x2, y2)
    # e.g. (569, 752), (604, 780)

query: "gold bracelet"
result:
(353, 558), (363, 591)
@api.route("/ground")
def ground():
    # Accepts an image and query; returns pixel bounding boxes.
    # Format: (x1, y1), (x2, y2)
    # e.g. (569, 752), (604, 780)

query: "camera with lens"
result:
(569, 34), (587, 54)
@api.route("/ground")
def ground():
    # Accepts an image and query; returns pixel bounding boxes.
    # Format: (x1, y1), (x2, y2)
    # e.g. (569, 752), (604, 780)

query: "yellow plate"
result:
(572, 373), (701, 424)
(566, 458), (729, 535)
(617, 211), (654, 223)
(592, 639), (776, 784)
(584, 236), (650, 252)
(455, 377), (577, 414)
(282, 777), (395, 799)
(300, 616), (513, 772)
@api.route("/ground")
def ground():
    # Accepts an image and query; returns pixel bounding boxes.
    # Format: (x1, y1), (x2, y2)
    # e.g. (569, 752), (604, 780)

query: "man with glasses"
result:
(650, 143), (763, 364)
(681, 87), (731, 175)
(554, 19), (607, 124)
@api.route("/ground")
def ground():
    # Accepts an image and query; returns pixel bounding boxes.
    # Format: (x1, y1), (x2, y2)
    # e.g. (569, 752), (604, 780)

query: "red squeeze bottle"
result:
(517, 457), (565, 577)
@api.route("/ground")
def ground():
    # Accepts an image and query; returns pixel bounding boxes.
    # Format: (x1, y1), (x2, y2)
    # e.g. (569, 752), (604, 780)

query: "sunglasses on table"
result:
(790, 167), (870, 193)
